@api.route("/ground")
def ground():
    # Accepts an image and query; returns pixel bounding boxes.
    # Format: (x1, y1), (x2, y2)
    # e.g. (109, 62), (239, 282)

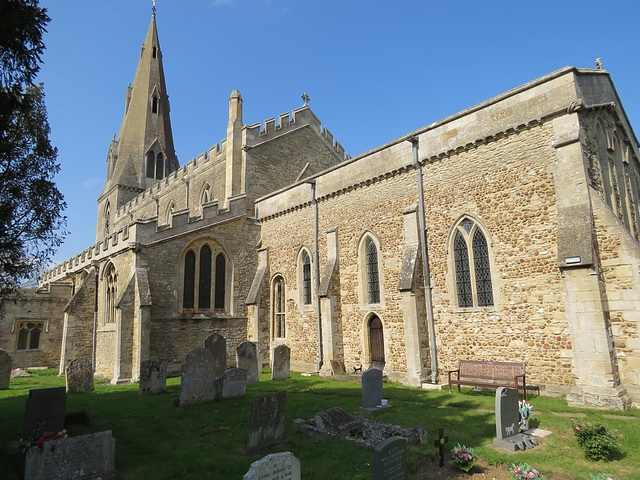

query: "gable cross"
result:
(301, 92), (310, 106)
(434, 427), (449, 468)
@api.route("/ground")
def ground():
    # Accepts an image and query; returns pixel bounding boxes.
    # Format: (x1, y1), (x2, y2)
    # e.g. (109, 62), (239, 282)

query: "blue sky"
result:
(37, 0), (640, 265)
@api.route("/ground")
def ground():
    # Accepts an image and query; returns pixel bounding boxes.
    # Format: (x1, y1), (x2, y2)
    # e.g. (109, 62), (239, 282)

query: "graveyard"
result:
(1, 368), (639, 479)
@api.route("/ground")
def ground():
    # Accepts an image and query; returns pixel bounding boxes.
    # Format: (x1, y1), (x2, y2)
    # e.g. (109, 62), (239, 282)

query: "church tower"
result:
(96, 11), (179, 241)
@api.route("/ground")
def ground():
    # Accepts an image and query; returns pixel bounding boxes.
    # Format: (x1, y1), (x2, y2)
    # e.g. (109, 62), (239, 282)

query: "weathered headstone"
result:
(203, 332), (227, 379)
(24, 430), (116, 480)
(139, 357), (167, 395)
(493, 387), (529, 451)
(373, 436), (408, 480)
(65, 358), (94, 393)
(271, 344), (290, 380)
(237, 341), (260, 383)
(0, 349), (12, 390)
(215, 367), (247, 400)
(243, 451), (300, 480)
(247, 391), (287, 453)
(23, 387), (67, 441)
(360, 368), (385, 414)
(179, 348), (216, 406)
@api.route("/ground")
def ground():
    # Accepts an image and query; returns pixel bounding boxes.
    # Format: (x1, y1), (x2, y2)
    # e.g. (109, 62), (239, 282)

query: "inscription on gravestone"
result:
(179, 348), (216, 406)
(373, 436), (408, 480)
(23, 387), (67, 440)
(247, 391), (287, 453)
(0, 349), (12, 390)
(495, 387), (519, 439)
(203, 332), (227, 379)
(243, 451), (301, 480)
(139, 357), (167, 395)
(66, 358), (94, 393)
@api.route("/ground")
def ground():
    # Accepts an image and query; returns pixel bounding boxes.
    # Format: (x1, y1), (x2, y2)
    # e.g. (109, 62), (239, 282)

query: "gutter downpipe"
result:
(408, 137), (438, 384)
(92, 262), (99, 372)
(308, 180), (324, 373)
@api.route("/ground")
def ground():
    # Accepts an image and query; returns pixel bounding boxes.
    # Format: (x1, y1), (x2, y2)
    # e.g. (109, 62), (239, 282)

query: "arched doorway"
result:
(368, 315), (385, 370)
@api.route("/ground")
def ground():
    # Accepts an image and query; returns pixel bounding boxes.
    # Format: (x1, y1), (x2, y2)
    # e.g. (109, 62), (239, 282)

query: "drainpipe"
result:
(307, 180), (323, 372)
(408, 137), (438, 384)
(92, 261), (99, 372)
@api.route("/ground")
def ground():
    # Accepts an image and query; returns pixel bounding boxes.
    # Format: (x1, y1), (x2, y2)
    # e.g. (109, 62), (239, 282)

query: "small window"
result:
(152, 96), (158, 114)
(302, 252), (312, 305)
(152, 46), (157, 59)
(146, 151), (155, 178)
(273, 276), (286, 338)
(16, 321), (43, 351)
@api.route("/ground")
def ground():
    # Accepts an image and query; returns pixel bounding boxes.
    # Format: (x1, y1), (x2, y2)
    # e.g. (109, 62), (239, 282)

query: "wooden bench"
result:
(448, 360), (527, 399)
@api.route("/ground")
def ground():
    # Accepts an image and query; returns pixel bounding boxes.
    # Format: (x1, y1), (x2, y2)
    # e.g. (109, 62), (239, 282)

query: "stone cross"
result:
(301, 92), (310, 106)
(434, 427), (448, 468)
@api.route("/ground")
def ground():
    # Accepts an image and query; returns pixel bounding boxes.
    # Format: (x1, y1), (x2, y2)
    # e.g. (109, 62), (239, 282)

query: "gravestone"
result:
(65, 358), (94, 393)
(23, 430), (116, 480)
(271, 344), (290, 380)
(237, 341), (260, 383)
(373, 436), (408, 480)
(360, 368), (388, 414)
(23, 387), (67, 441)
(179, 348), (216, 406)
(139, 357), (167, 395)
(203, 332), (227, 379)
(247, 391), (287, 453)
(0, 349), (12, 389)
(215, 367), (247, 400)
(243, 451), (300, 480)
(493, 387), (529, 451)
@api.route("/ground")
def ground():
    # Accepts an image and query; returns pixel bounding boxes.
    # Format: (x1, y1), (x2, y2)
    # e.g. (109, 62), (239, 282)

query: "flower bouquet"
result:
(450, 444), (478, 473)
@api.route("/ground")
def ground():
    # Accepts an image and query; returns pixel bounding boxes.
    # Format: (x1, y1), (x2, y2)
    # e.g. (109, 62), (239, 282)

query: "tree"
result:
(0, 0), (66, 295)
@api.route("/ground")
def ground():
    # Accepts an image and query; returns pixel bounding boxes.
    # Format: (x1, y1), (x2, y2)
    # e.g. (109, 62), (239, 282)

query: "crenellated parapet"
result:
(244, 105), (349, 161)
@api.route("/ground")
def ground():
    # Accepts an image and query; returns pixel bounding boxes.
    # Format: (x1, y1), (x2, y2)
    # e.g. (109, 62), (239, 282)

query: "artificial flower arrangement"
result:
(511, 463), (544, 480)
(450, 444), (478, 472)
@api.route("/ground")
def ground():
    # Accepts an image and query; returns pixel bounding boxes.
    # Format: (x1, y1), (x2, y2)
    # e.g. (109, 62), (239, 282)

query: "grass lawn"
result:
(1, 370), (639, 479)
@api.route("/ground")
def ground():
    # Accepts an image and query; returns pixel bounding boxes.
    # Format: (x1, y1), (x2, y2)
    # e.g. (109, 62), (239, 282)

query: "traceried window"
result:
(366, 239), (380, 304)
(273, 276), (286, 338)
(182, 243), (228, 312)
(452, 218), (494, 308)
(105, 263), (118, 325)
(16, 321), (43, 351)
(146, 151), (166, 180)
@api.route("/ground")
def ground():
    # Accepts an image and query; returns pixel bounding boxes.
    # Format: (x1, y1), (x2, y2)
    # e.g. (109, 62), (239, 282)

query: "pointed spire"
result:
(97, 11), (179, 240)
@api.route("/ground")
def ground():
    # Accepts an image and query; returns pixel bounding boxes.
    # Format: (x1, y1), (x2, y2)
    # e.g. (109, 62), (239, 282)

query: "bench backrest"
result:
(458, 360), (525, 381)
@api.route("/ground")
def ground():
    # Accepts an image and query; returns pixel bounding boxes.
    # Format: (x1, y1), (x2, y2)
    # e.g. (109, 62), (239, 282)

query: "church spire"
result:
(97, 11), (179, 241)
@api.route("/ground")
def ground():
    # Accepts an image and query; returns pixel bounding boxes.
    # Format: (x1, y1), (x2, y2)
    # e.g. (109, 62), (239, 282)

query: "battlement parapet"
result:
(244, 105), (349, 161)
(40, 195), (248, 286)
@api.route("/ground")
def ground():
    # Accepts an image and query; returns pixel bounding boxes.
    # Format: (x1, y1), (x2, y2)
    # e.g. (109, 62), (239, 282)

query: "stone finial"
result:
(301, 92), (310, 106)
(595, 57), (603, 70)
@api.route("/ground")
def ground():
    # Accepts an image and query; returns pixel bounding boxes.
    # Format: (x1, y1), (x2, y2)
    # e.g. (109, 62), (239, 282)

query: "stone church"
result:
(2, 11), (639, 409)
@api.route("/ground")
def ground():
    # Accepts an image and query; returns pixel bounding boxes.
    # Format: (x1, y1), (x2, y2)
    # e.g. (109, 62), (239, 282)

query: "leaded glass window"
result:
(366, 239), (380, 304)
(16, 321), (42, 351)
(105, 264), (118, 325)
(183, 245), (228, 312)
(452, 219), (494, 308)
(214, 253), (226, 310)
(302, 252), (312, 305)
(274, 277), (285, 338)
(183, 250), (195, 309)
(198, 245), (212, 309)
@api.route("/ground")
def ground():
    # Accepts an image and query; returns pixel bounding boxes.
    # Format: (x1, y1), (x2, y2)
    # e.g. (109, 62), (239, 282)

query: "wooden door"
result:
(369, 315), (385, 369)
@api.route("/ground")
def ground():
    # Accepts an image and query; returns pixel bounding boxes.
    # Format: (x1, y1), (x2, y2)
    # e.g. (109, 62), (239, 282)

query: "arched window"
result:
(183, 250), (196, 309)
(302, 251), (312, 305)
(16, 321), (43, 350)
(105, 263), (118, 325)
(273, 276), (286, 338)
(155, 153), (164, 180)
(182, 242), (229, 312)
(146, 151), (165, 180)
(152, 46), (157, 59)
(214, 253), (226, 309)
(451, 218), (494, 308)
(366, 239), (380, 304)
(152, 96), (158, 114)
(201, 184), (212, 205)
(104, 202), (111, 237)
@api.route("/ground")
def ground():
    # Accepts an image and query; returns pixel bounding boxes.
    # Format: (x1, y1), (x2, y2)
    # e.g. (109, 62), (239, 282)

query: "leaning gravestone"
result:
(237, 341), (260, 384)
(373, 436), (408, 480)
(0, 349), (12, 389)
(360, 368), (387, 414)
(23, 387), (67, 441)
(179, 348), (216, 407)
(243, 451), (300, 480)
(271, 344), (290, 380)
(139, 357), (167, 395)
(215, 367), (247, 400)
(247, 391), (287, 453)
(493, 387), (527, 451)
(66, 358), (94, 393)
(204, 332), (227, 379)
(24, 430), (116, 480)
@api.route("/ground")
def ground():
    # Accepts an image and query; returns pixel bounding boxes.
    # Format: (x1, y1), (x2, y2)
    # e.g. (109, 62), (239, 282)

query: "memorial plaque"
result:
(271, 344), (290, 380)
(215, 367), (247, 400)
(0, 349), (12, 390)
(243, 451), (300, 480)
(237, 341), (260, 384)
(23, 387), (67, 441)
(66, 358), (94, 393)
(373, 436), (407, 480)
(139, 357), (167, 395)
(179, 348), (216, 407)
(247, 391), (286, 453)
(204, 332), (227, 379)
